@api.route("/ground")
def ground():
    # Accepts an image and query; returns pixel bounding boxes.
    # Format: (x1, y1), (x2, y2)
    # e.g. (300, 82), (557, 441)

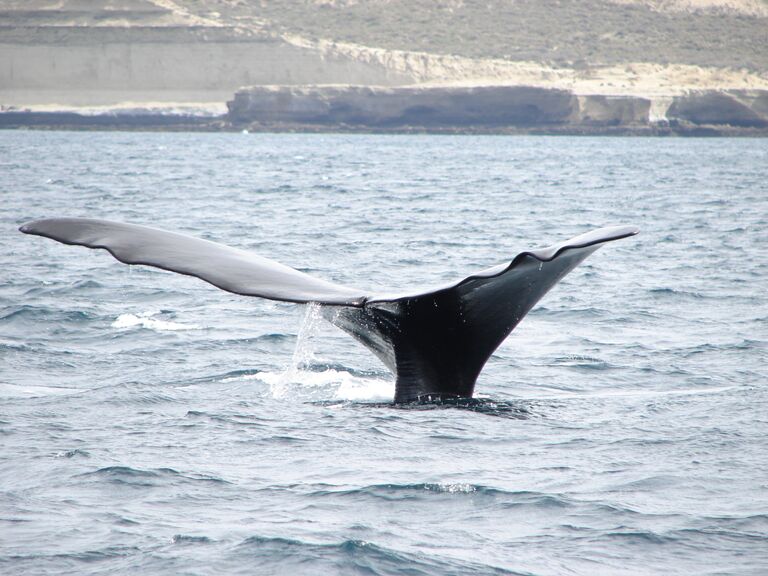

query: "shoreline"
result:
(2, 113), (766, 137)
(3, 83), (768, 137)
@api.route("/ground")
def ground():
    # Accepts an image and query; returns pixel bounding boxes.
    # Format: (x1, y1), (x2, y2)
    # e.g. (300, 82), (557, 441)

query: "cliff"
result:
(226, 84), (768, 133)
(0, 26), (411, 108)
(227, 85), (581, 127)
(667, 90), (768, 128)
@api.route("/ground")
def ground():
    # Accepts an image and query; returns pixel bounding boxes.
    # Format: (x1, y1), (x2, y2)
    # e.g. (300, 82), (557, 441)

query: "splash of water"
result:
(263, 304), (394, 402)
(267, 304), (324, 399)
(112, 311), (201, 331)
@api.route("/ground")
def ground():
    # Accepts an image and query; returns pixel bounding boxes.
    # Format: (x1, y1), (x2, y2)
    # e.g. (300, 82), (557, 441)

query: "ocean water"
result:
(1, 131), (766, 575)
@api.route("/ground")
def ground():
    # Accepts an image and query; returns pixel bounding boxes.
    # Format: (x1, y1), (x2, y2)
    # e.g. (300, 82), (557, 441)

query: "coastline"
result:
(3, 115), (766, 137)
(3, 85), (767, 137)
(3, 2), (767, 138)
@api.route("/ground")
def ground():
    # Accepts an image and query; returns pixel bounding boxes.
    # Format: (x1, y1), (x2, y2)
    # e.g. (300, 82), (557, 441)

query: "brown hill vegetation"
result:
(184, 0), (768, 71)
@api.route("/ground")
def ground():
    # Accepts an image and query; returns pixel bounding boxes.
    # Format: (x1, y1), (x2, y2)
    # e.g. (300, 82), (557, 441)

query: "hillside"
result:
(184, 0), (768, 72)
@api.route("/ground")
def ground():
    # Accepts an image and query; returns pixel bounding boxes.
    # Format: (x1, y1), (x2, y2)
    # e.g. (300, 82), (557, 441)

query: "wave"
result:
(2, 305), (202, 336)
(170, 534), (214, 545)
(194, 368), (266, 384)
(250, 332), (292, 343)
(111, 311), (201, 332)
(235, 536), (519, 576)
(0, 340), (35, 353)
(549, 355), (617, 371)
(517, 385), (737, 402)
(378, 486), (569, 509)
(648, 287), (708, 299)
(0, 383), (82, 399)
(22, 278), (104, 297)
(532, 306), (606, 319)
(185, 410), (273, 429)
(55, 449), (91, 459)
(4, 545), (140, 564)
(313, 397), (533, 418)
(1, 305), (96, 324)
(307, 482), (506, 500)
(270, 483), (587, 513)
(77, 466), (229, 487)
(83, 382), (180, 406)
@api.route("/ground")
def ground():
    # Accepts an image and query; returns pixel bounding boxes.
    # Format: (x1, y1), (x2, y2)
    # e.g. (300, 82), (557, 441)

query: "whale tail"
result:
(20, 218), (637, 403)
(326, 229), (628, 402)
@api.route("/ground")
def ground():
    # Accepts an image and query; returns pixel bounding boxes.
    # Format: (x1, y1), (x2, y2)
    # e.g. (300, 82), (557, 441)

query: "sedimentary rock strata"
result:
(227, 84), (768, 132)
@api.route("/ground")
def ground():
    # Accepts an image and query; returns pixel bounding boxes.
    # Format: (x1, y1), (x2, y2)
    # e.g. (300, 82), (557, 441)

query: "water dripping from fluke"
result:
(259, 304), (396, 403)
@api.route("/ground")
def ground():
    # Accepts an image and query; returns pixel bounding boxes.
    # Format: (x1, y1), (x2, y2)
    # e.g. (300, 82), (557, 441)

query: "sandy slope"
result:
(288, 36), (768, 96)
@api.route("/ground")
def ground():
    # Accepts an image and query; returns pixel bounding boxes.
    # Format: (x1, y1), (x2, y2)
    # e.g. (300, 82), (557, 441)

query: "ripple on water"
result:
(1, 305), (96, 325)
(233, 536), (517, 576)
(307, 482), (499, 500)
(76, 466), (230, 487)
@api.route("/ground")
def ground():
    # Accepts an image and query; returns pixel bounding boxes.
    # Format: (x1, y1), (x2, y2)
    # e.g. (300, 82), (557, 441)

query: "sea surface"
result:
(1, 132), (766, 575)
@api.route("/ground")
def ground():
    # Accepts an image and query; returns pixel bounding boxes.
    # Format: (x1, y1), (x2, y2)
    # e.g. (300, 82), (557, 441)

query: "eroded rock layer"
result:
(227, 84), (768, 131)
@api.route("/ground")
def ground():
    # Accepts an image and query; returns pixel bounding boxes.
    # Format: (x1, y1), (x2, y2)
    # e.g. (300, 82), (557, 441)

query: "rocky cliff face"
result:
(227, 85), (651, 128)
(227, 85), (579, 126)
(0, 27), (415, 107)
(667, 90), (768, 128)
(575, 95), (652, 126)
(227, 84), (768, 132)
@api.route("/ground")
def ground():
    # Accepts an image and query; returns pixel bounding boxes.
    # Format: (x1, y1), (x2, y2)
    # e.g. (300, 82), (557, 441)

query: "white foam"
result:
(112, 312), (201, 332)
(0, 383), (81, 398)
(333, 373), (395, 401)
(257, 368), (394, 402)
(432, 483), (477, 494)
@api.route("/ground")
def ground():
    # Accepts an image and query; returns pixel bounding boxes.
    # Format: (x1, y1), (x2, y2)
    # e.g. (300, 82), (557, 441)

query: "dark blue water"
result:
(1, 132), (767, 575)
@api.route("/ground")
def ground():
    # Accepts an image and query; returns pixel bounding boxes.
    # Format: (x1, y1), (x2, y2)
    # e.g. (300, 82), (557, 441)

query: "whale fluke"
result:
(20, 218), (638, 403)
(19, 218), (366, 305)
